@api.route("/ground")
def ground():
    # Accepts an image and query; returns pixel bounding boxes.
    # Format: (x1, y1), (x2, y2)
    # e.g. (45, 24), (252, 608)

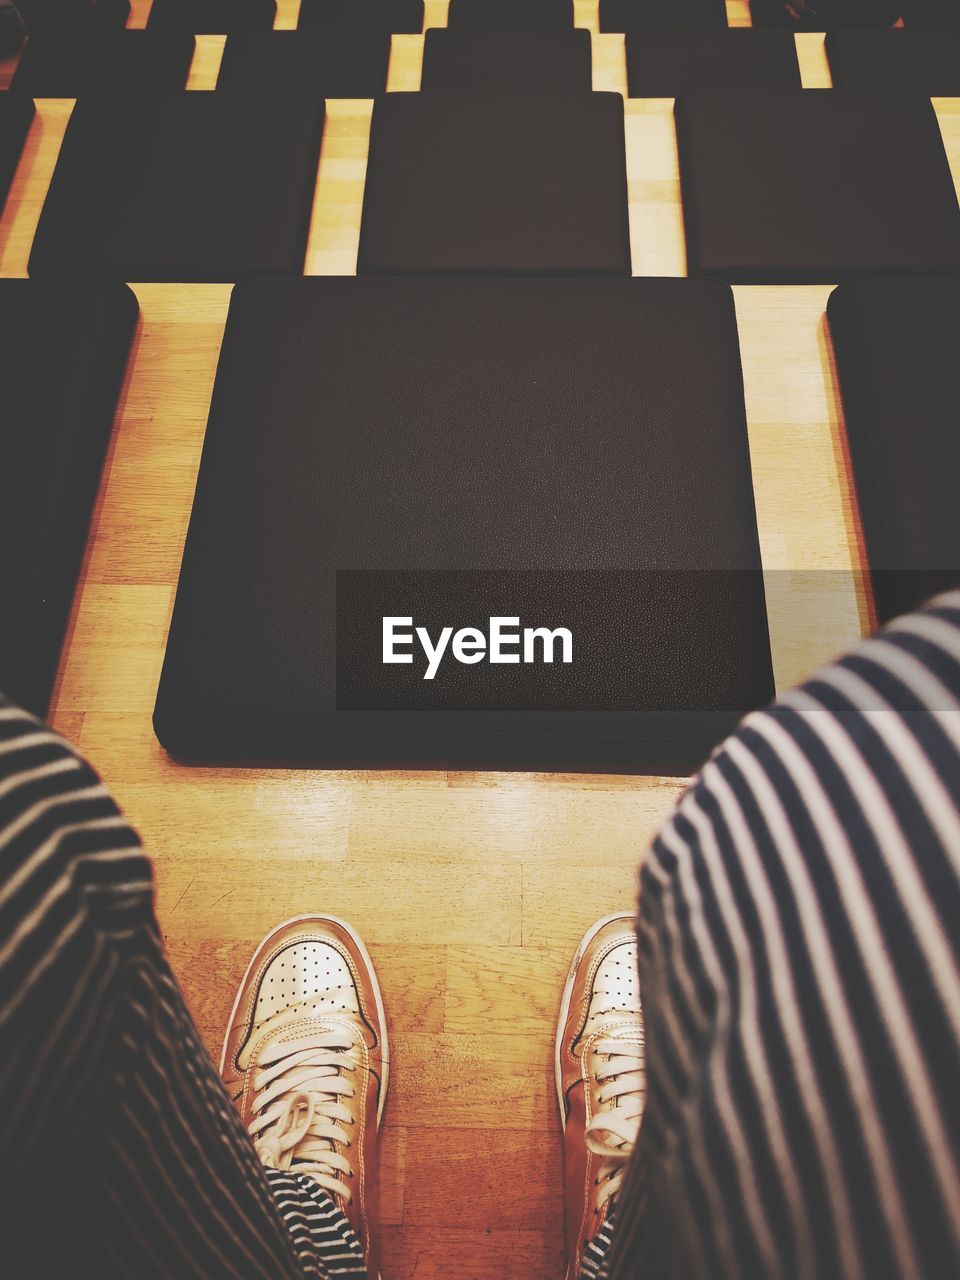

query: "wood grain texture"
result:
(0, 1), (956, 1275)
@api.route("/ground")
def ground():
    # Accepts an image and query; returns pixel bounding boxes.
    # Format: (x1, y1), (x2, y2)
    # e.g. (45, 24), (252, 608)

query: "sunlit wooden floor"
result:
(1, 0), (957, 1274)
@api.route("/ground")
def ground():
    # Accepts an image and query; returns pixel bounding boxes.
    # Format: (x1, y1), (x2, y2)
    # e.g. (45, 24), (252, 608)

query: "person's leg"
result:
(593, 589), (960, 1279)
(0, 694), (375, 1280)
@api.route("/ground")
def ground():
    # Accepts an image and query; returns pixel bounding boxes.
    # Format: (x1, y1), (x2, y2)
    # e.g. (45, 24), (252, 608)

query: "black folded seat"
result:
(11, 30), (196, 95)
(421, 28), (592, 92)
(358, 92), (631, 275)
(146, 0), (276, 31)
(825, 29), (960, 93)
(0, 280), (137, 715)
(154, 277), (773, 774)
(828, 277), (960, 623)
(0, 92), (33, 216)
(626, 29), (801, 95)
(217, 30), (390, 98)
(446, 0), (574, 27)
(29, 92), (325, 282)
(676, 91), (960, 282)
(600, 0), (728, 31)
(297, 0), (423, 33)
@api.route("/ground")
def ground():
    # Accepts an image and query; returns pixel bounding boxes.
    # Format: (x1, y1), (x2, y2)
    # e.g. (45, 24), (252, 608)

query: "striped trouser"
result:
(3, 593), (960, 1280)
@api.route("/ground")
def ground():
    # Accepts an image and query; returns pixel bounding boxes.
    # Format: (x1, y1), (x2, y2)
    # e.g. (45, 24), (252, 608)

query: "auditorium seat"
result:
(446, 0), (574, 27)
(421, 28), (592, 92)
(903, 0), (960, 28)
(357, 92), (630, 274)
(828, 277), (960, 622)
(217, 30), (390, 98)
(146, 0), (276, 32)
(0, 279), (137, 716)
(826, 29), (960, 92)
(751, 0), (901, 26)
(298, 0), (424, 34)
(0, 93), (34, 218)
(154, 277), (773, 773)
(28, 93), (325, 282)
(676, 91), (960, 282)
(15, 0), (130, 30)
(626, 29), (802, 95)
(599, 0), (728, 31)
(12, 30), (196, 96)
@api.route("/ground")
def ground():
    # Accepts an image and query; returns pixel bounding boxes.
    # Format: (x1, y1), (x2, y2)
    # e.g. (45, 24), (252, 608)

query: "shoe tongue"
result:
(238, 1003), (356, 1069)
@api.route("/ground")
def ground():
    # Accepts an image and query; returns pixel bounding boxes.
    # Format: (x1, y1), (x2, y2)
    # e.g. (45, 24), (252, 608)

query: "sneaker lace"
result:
(248, 1024), (362, 1203)
(584, 1033), (645, 1211)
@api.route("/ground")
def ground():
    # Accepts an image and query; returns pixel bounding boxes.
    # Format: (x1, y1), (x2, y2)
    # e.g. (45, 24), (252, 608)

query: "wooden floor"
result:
(1, 1), (957, 1275)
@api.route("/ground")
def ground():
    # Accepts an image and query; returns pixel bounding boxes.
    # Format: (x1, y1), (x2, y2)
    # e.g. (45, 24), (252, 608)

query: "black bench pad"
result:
(600, 0), (728, 31)
(154, 276), (773, 773)
(11, 30), (196, 96)
(828, 276), (960, 623)
(358, 91), (630, 275)
(676, 91), (960, 282)
(147, 0), (276, 32)
(421, 28), (592, 92)
(446, 0), (574, 27)
(626, 28), (801, 95)
(0, 92), (34, 216)
(826, 29), (960, 94)
(0, 279), (137, 715)
(217, 30), (389, 98)
(29, 92), (324, 282)
(297, 0), (423, 34)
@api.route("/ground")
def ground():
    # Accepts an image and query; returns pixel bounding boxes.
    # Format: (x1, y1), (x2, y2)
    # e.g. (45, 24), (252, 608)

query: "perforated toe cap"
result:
(253, 939), (361, 1025)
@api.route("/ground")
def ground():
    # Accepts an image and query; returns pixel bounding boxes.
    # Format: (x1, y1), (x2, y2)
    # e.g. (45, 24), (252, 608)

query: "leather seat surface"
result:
(154, 276), (774, 773)
(28, 92), (325, 281)
(828, 276), (960, 623)
(147, 0), (277, 32)
(676, 91), (960, 282)
(0, 92), (33, 216)
(600, 0), (728, 31)
(825, 29), (960, 94)
(447, 0), (574, 28)
(626, 29), (801, 95)
(11, 30), (196, 95)
(421, 28), (592, 92)
(298, 0), (424, 34)
(217, 30), (390, 98)
(357, 91), (631, 275)
(0, 280), (137, 715)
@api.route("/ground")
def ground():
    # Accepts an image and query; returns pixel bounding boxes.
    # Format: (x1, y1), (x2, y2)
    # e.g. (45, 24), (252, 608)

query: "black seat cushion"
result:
(0, 92), (34, 217)
(147, 0), (276, 32)
(600, 0), (728, 31)
(29, 92), (324, 281)
(358, 92), (630, 274)
(154, 276), (773, 773)
(826, 29), (960, 92)
(626, 29), (801, 95)
(298, 0), (423, 33)
(751, 0), (901, 26)
(828, 277), (960, 622)
(676, 91), (960, 282)
(0, 280), (137, 715)
(11, 30), (196, 95)
(447, 0), (573, 27)
(217, 30), (389, 98)
(15, 0), (130, 29)
(421, 27), (592, 92)
(902, 0), (960, 27)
